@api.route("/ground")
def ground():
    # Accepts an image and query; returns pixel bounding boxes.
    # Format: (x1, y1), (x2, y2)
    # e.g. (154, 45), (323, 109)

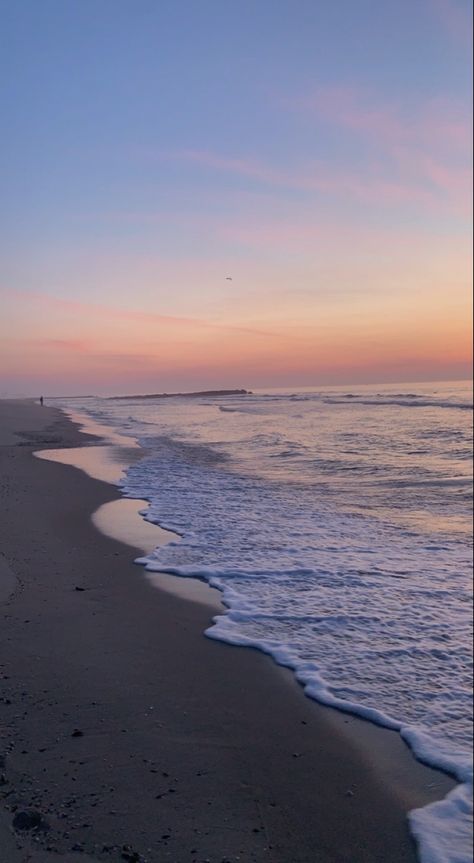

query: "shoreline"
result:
(0, 399), (455, 863)
(35, 408), (224, 611)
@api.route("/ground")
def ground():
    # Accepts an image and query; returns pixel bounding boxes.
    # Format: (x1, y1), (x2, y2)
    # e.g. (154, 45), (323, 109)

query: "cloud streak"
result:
(159, 82), (471, 217)
(296, 85), (471, 151)
(3, 289), (276, 339)
(289, 85), (472, 215)
(163, 138), (470, 215)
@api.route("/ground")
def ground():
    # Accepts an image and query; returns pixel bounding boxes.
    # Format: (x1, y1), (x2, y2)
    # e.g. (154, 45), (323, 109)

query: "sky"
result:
(0, 0), (472, 395)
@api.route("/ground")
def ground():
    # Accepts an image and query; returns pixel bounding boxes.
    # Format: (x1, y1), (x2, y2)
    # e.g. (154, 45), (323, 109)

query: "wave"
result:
(323, 397), (472, 411)
(137, 535), (472, 863)
(136, 540), (473, 863)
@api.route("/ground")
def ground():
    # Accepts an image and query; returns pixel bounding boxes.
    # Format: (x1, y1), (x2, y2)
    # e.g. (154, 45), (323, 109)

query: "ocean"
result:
(55, 381), (473, 863)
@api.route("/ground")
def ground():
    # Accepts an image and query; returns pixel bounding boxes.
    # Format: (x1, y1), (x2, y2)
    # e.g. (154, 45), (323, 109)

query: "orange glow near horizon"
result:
(1, 283), (471, 395)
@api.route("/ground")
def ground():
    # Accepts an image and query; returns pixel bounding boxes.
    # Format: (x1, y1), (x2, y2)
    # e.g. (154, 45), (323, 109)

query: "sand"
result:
(0, 400), (454, 863)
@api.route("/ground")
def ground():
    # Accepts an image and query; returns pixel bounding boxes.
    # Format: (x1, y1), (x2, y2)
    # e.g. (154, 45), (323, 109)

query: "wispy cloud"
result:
(287, 85), (471, 215)
(40, 338), (91, 352)
(162, 131), (470, 215)
(295, 85), (471, 151)
(3, 289), (275, 339)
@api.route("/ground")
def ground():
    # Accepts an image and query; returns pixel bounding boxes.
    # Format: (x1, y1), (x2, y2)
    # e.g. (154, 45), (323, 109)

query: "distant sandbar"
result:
(108, 388), (252, 400)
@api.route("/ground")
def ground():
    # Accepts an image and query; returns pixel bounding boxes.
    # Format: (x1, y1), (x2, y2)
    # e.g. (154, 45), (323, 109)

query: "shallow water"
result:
(53, 381), (473, 863)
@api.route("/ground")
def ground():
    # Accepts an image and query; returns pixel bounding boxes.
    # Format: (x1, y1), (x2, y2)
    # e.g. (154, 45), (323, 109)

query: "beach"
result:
(0, 400), (455, 863)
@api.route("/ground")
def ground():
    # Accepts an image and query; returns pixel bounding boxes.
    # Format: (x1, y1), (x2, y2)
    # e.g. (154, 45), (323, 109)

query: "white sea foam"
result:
(409, 784), (473, 863)
(56, 382), (473, 862)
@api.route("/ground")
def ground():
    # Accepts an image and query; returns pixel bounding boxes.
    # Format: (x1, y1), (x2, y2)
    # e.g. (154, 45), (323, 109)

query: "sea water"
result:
(55, 382), (473, 862)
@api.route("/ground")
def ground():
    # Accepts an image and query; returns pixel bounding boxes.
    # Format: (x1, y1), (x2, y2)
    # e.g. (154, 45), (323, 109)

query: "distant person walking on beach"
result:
(39, 396), (44, 406)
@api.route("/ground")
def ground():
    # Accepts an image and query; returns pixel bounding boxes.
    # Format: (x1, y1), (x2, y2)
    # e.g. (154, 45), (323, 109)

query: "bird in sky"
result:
(225, 276), (233, 281)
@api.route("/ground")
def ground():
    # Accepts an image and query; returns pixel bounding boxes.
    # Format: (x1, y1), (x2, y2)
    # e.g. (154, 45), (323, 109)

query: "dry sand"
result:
(0, 400), (454, 863)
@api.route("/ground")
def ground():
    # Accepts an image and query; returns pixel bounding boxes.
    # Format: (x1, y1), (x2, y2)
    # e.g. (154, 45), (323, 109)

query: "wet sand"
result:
(0, 399), (454, 863)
